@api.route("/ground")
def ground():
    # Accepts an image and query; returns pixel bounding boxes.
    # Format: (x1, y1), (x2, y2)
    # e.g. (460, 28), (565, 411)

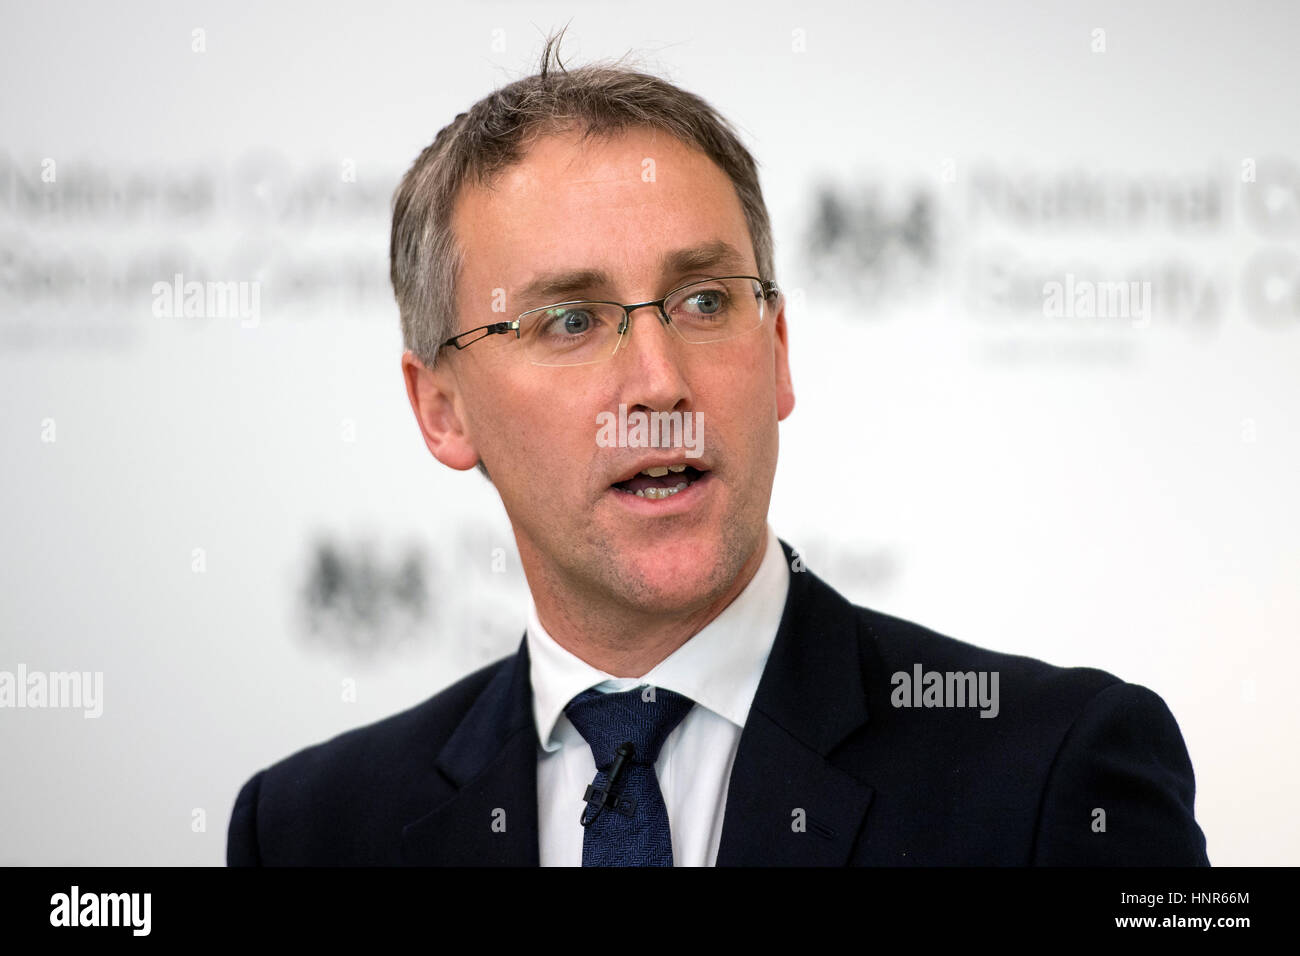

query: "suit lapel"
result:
(401, 639), (540, 865)
(716, 541), (875, 865)
(402, 539), (874, 866)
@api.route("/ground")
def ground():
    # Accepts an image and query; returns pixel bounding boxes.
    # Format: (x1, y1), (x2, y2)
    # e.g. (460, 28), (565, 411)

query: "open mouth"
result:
(611, 465), (706, 500)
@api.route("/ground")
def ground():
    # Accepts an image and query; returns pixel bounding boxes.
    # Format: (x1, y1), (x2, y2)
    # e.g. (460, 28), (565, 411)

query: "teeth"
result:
(637, 464), (691, 477)
(616, 482), (690, 500)
(638, 482), (689, 499)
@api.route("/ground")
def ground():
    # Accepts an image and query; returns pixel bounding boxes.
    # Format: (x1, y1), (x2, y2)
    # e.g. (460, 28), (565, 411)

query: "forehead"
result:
(450, 126), (754, 308)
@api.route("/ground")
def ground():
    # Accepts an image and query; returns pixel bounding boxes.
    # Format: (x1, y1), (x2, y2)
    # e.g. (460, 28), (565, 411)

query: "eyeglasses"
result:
(439, 275), (781, 367)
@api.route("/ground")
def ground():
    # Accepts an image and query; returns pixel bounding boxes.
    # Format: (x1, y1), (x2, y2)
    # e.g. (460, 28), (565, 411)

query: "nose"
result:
(614, 299), (674, 344)
(612, 302), (693, 410)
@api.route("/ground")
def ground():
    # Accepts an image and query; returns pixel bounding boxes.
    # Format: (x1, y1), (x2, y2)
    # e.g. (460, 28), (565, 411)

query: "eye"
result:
(679, 285), (730, 315)
(543, 307), (596, 336)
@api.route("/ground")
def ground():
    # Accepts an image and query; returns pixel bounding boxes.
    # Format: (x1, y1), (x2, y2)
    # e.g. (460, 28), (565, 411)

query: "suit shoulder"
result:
(853, 602), (1122, 715)
(248, 655), (512, 806)
(228, 652), (519, 864)
(813, 588), (1206, 864)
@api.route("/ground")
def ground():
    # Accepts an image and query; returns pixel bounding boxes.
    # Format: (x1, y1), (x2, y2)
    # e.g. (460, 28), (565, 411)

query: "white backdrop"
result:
(1, 0), (1296, 865)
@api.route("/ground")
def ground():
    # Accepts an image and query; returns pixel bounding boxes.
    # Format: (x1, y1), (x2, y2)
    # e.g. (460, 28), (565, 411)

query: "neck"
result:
(526, 532), (768, 677)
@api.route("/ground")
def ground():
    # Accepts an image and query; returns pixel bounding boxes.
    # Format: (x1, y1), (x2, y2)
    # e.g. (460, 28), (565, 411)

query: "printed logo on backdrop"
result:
(297, 523), (527, 666)
(6, 151), (1297, 352)
(800, 157), (1300, 364)
(0, 150), (397, 350)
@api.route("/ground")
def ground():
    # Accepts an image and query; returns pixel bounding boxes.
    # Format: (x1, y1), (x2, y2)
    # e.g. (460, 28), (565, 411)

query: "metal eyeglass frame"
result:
(437, 275), (781, 363)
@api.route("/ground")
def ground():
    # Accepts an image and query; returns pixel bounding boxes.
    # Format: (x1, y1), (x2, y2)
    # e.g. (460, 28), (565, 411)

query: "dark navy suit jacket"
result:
(227, 541), (1210, 865)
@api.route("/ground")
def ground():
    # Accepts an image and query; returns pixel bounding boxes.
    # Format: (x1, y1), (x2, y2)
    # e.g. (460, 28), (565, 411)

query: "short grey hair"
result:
(389, 27), (776, 480)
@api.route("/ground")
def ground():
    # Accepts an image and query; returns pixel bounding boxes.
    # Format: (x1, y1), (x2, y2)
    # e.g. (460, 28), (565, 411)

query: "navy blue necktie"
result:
(564, 685), (695, 867)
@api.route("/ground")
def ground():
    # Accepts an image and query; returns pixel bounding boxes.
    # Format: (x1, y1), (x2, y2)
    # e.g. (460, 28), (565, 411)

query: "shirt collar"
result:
(526, 524), (790, 753)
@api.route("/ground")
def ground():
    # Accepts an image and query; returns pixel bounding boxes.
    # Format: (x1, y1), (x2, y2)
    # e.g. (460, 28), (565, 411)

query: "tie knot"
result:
(564, 685), (695, 768)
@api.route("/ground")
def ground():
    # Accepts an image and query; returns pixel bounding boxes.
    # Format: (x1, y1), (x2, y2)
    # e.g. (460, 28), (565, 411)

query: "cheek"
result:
(710, 383), (778, 468)
(725, 349), (782, 420)
(475, 384), (595, 482)
(462, 387), (531, 472)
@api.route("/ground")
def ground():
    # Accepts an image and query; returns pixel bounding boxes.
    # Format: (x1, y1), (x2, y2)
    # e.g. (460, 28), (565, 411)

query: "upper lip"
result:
(609, 456), (711, 486)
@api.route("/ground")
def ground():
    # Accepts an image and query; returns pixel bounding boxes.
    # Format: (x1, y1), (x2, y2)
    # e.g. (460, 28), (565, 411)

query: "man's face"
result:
(413, 125), (794, 617)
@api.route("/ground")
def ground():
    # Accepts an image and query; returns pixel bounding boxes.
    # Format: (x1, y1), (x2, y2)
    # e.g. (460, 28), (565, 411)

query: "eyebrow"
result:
(514, 239), (752, 308)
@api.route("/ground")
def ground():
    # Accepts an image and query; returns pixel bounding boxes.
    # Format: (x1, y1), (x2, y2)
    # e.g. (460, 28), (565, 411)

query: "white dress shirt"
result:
(526, 524), (790, 866)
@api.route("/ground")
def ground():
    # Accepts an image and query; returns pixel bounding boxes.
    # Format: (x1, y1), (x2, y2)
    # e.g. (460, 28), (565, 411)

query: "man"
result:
(227, 35), (1210, 866)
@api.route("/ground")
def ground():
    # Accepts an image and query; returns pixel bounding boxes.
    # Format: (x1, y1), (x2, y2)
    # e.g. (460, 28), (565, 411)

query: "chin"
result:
(611, 534), (735, 607)
(620, 574), (726, 616)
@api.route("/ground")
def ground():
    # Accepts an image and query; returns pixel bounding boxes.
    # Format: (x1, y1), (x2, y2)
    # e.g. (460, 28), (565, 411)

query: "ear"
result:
(401, 350), (481, 471)
(771, 295), (795, 421)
